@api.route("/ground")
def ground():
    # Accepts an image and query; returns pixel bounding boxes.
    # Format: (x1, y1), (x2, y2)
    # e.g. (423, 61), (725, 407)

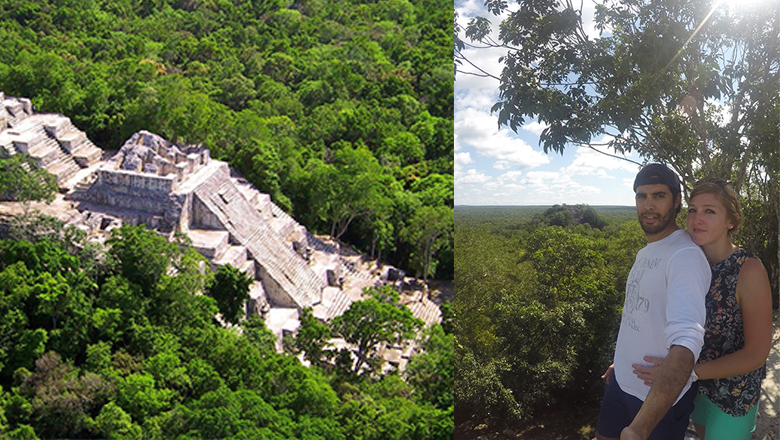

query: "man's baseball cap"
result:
(633, 163), (681, 194)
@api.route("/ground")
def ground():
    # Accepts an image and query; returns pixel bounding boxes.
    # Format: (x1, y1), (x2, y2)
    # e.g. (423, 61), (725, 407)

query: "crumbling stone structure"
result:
(0, 92), (442, 365)
(0, 92), (103, 187)
(75, 130), (324, 311)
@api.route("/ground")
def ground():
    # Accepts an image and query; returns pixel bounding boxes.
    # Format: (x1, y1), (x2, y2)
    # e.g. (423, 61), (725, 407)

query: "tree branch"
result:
(454, 52), (502, 81)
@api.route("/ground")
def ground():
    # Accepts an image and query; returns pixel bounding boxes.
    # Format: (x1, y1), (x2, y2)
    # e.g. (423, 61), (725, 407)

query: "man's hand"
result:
(620, 426), (642, 440)
(602, 364), (615, 384)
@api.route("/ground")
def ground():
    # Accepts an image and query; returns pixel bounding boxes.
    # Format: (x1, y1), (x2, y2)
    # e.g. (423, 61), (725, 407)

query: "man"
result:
(596, 163), (710, 440)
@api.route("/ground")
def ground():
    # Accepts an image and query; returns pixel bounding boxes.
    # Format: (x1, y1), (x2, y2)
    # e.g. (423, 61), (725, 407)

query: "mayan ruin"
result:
(0, 92), (441, 371)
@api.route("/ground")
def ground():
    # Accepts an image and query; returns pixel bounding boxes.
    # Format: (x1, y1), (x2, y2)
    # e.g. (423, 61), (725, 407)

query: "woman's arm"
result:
(634, 257), (772, 384)
(694, 257), (772, 380)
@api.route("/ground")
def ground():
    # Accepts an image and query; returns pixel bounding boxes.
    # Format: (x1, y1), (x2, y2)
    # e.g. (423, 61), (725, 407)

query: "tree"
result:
(307, 143), (395, 242)
(458, 0), (777, 186)
(402, 205), (453, 281)
(206, 264), (252, 325)
(291, 307), (332, 369)
(19, 352), (112, 439)
(331, 285), (423, 375)
(0, 155), (58, 213)
(93, 402), (143, 440)
(405, 324), (453, 410)
(106, 225), (177, 296)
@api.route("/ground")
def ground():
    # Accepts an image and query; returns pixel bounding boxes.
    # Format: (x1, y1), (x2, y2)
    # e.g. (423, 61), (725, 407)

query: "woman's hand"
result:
(632, 356), (665, 387)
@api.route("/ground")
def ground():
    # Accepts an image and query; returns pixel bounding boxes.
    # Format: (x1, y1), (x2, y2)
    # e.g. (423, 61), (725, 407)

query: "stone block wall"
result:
(98, 168), (178, 193)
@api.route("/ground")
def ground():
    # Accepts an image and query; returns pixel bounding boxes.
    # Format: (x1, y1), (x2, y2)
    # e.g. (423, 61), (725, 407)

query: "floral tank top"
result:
(697, 248), (766, 417)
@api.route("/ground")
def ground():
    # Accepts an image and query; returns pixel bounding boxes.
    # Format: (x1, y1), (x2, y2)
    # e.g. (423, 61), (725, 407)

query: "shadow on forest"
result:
(455, 404), (599, 440)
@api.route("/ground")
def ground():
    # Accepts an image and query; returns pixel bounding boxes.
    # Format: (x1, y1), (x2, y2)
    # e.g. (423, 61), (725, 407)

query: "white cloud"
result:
(454, 152), (473, 178)
(457, 169), (492, 185)
(454, 0), (516, 91)
(564, 144), (640, 178)
(455, 107), (550, 170)
(498, 171), (523, 183)
(455, 152), (473, 165)
(523, 121), (548, 135)
(520, 171), (601, 199)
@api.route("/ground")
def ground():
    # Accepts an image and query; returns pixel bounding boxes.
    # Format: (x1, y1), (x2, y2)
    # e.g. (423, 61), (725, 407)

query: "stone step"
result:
(326, 288), (353, 320)
(47, 158), (82, 187)
(340, 257), (375, 280)
(312, 287), (353, 321)
(188, 229), (231, 260)
(33, 137), (66, 167)
(0, 144), (15, 156)
(264, 307), (300, 353)
(407, 297), (441, 327)
(307, 232), (338, 254)
(193, 172), (324, 310)
(13, 114), (45, 135)
(234, 180), (259, 206)
(213, 244), (248, 269)
(254, 193), (273, 217)
(70, 139), (103, 168)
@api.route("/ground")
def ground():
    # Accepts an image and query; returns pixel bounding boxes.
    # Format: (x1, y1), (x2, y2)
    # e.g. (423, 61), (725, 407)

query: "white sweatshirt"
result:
(613, 229), (710, 403)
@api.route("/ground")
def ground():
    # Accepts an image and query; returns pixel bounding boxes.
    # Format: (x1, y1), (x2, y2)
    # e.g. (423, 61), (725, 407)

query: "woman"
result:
(632, 179), (773, 440)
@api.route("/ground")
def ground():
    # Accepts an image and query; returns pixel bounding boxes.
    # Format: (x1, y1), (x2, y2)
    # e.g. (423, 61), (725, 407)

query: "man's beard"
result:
(638, 206), (676, 235)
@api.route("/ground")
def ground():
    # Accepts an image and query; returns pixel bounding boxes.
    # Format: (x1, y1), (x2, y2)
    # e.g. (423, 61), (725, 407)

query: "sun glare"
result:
(714, 0), (773, 12)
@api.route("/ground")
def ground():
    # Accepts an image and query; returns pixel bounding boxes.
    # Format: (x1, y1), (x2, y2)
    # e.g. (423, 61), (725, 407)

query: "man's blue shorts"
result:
(596, 376), (697, 440)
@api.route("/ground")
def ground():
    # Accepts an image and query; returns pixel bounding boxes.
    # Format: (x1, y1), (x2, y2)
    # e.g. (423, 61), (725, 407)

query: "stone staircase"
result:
(269, 202), (301, 240)
(192, 166), (324, 309)
(52, 119), (103, 168)
(404, 290), (442, 327)
(306, 232), (380, 285)
(0, 94), (31, 127)
(0, 109), (102, 188)
(312, 287), (354, 321)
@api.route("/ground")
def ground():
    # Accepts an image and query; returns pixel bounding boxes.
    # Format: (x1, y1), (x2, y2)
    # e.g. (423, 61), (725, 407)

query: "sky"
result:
(454, 0), (645, 207)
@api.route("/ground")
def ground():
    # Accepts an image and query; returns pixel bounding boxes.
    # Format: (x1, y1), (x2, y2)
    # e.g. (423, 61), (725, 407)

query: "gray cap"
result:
(633, 163), (681, 194)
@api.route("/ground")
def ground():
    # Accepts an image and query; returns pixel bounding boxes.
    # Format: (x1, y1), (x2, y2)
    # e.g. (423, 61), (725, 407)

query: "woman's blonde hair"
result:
(690, 179), (742, 235)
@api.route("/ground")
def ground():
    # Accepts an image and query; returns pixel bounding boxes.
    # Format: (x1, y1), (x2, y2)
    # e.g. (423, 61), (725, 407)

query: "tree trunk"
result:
(770, 191), (780, 305)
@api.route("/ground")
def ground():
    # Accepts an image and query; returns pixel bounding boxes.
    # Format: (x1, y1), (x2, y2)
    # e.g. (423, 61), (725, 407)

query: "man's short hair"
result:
(633, 163), (681, 195)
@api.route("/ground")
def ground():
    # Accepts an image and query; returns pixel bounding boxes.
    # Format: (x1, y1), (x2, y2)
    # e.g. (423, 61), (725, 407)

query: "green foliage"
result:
(0, 0), (454, 428)
(106, 224), (177, 296)
(93, 402), (142, 440)
(532, 204), (609, 230)
(0, 155), (57, 207)
(306, 143), (396, 241)
(18, 352), (112, 439)
(0, 0), (453, 280)
(331, 285), (424, 375)
(455, 346), (522, 420)
(206, 264), (252, 325)
(291, 307), (333, 369)
(455, 206), (632, 423)
(401, 204), (453, 281)
(458, 0), (780, 306)
(405, 324), (453, 410)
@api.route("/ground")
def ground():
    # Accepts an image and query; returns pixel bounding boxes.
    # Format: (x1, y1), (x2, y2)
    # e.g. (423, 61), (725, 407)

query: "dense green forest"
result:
(0, 0), (453, 280)
(454, 205), (648, 437)
(0, 216), (453, 439)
